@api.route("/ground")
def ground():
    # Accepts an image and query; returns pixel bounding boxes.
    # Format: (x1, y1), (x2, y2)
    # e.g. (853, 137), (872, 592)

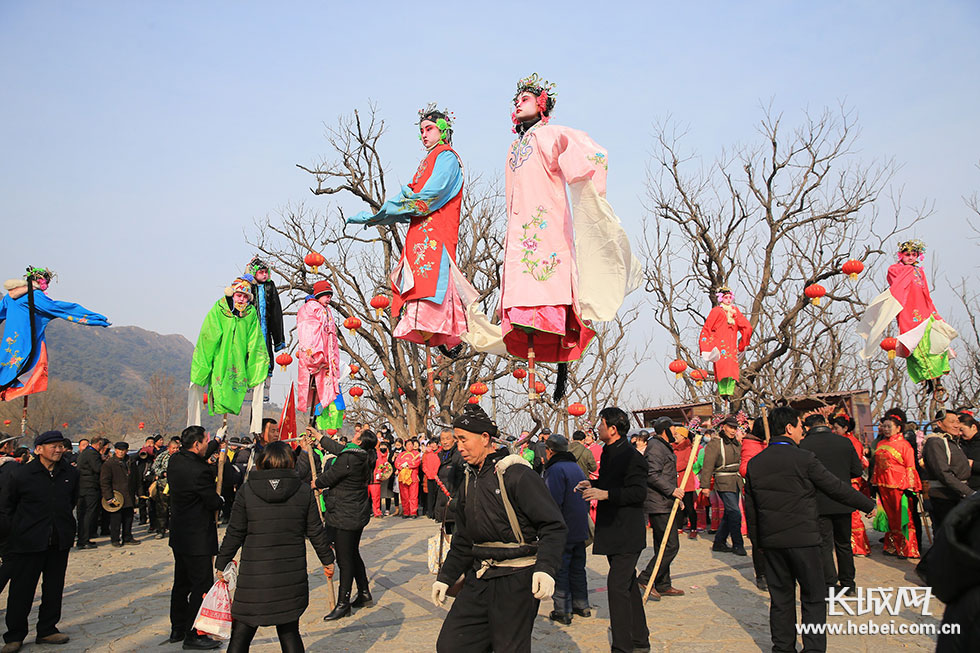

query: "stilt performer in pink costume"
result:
(296, 280), (342, 414)
(496, 73), (641, 397)
(858, 239), (957, 398)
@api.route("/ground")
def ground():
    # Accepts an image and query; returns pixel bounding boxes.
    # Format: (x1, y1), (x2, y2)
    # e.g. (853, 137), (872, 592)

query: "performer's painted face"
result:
(514, 92), (541, 122)
(233, 291), (250, 312)
(899, 251), (919, 266)
(34, 277), (49, 291)
(255, 269), (269, 283)
(720, 292), (733, 305)
(420, 120), (442, 150)
(317, 293), (332, 307)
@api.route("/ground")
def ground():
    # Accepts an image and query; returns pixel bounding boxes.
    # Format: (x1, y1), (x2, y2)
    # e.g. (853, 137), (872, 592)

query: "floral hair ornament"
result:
(247, 255), (269, 275)
(25, 266), (54, 283)
(418, 102), (455, 145)
(512, 73), (558, 131)
(715, 285), (733, 303)
(897, 239), (926, 261)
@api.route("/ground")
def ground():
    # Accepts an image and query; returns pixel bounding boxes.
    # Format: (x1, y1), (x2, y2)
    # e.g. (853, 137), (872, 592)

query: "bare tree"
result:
(87, 398), (134, 440)
(138, 372), (185, 435)
(642, 104), (925, 412)
(0, 380), (92, 437)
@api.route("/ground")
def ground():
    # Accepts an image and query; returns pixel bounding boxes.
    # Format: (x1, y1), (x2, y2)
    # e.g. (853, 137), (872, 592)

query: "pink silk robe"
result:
(295, 299), (341, 413)
(500, 123), (610, 362)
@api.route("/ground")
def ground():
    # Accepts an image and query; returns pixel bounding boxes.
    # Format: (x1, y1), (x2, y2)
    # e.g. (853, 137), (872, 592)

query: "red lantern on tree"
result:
(804, 284), (827, 306)
(469, 382), (489, 397)
(326, 428), (338, 436)
(349, 364), (359, 379)
(512, 367), (527, 384)
(668, 359), (688, 379)
(568, 402), (587, 417)
(842, 259), (864, 281)
(533, 381), (546, 395)
(880, 337), (898, 360)
(690, 369), (709, 387)
(275, 352), (293, 371)
(370, 295), (390, 318)
(343, 316), (362, 334)
(467, 396), (480, 405)
(138, 422), (145, 430)
(304, 251), (325, 274)
(398, 388), (405, 396)
(382, 370), (388, 378)
(62, 422), (68, 429)
(349, 386), (364, 402)
(3, 419), (11, 426)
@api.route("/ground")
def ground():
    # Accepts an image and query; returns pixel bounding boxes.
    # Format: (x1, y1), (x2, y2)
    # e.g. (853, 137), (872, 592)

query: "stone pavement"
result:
(0, 517), (945, 652)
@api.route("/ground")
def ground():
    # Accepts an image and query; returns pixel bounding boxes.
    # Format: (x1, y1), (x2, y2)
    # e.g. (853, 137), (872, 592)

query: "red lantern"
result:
(349, 386), (364, 402)
(469, 382), (489, 396)
(304, 251), (325, 274)
(398, 388), (405, 396)
(804, 284), (827, 306)
(533, 380), (546, 395)
(880, 337), (898, 360)
(203, 393), (208, 405)
(668, 359), (688, 379)
(62, 422), (68, 428)
(690, 369), (709, 387)
(467, 396), (480, 405)
(370, 295), (390, 318)
(343, 316), (362, 334)
(138, 422), (145, 430)
(512, 367), (527, 384)
(349, 364), (359, 379)
(568, 402), (587, 417)
(382, 370), (388, 378)
(326, 428), (338, 436)
(275, 352), (293, 371)
(3, 419), (11, 426)
(841, 259), (864, 281)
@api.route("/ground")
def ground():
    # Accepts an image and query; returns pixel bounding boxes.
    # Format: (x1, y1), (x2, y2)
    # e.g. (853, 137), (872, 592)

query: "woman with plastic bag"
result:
(214, 441), (334, 652)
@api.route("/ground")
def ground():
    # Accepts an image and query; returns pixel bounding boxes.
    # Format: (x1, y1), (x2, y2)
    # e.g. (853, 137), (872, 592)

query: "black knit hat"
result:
(452, 403), (498, 438)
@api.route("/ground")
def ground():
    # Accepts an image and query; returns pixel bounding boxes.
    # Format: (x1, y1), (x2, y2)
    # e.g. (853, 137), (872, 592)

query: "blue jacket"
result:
(544, 452), (589, 544)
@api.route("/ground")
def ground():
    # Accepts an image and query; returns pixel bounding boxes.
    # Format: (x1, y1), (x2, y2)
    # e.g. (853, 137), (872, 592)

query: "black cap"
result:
(545, 434), (569, 452)
(721, 416), (739, 428)
(114, 441), (129, 451)
(34, 430), (64, 447)
(653, 417), (674, 434)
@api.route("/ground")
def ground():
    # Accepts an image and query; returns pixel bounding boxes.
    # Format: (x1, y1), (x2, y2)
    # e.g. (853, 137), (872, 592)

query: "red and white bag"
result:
(192, 562), (237, 640)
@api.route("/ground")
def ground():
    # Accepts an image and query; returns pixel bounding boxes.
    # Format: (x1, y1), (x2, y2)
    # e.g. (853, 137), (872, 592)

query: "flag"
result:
(279, 384), (298, 448)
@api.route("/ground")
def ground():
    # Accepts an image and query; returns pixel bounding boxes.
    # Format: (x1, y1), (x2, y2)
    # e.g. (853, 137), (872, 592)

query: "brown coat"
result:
(100, 455), (136, 508)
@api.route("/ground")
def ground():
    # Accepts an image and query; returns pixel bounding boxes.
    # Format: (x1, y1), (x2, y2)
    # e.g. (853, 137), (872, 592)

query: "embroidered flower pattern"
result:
(2, 334), (23, 369)
(508, 124), (540, 172)
(519, 206), (561, 281)
(411, 216), (439, 278)
(412, 157), (430, 185)
(587, 152), (608, 170)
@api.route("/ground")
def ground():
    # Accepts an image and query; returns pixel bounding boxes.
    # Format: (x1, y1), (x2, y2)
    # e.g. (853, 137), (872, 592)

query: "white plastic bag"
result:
(193, 569), (234, 640)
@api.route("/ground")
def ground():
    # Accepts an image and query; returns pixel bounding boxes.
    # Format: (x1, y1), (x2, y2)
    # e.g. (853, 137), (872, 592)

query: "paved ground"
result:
(0, 517), (945, 652)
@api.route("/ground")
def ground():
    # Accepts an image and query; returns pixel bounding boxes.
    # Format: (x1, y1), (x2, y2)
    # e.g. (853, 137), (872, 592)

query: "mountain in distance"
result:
(45, 321), (193, 406)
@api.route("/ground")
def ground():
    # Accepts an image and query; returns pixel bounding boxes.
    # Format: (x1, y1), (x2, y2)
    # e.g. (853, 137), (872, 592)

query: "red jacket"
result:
(739, 436), (766, 478)
(672, 439), (697, 492)
(421, 451), (440, 480)
(872, 434), (921, 491)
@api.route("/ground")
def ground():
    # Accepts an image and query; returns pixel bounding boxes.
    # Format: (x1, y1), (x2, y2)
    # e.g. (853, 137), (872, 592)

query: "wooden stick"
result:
(642, 428), (704, 604)
(215, 436), (227, 524)
(761, 406), (771, 442)
(527, 332), (536, 403)
(21, 396), (28, 438)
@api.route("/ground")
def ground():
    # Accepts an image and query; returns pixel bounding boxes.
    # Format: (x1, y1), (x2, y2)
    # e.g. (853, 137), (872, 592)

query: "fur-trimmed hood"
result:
(3, 279), (28, 299)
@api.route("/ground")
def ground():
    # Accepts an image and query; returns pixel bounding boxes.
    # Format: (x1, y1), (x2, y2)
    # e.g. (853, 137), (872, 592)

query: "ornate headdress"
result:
(418, 102), (454, 145)
(513, 73), (557, 116)
(715, 285), (734, 305)
(246, 255), (269, 275)
(898, 239), (926, 259)
(225, 277), (254, 301)
(24, 266), (54, 283)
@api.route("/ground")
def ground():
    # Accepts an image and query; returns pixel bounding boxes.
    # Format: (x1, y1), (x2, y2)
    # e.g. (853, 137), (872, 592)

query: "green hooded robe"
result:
(190, 297), (269, 415)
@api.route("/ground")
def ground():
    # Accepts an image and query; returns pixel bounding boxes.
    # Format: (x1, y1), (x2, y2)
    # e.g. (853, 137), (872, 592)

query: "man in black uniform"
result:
(432, 405), (566, 653)
(75, 437), (107, 549)
(745, 407), (876, 653)
(0, 431), (78, 651)
(167, 426), (222, 650)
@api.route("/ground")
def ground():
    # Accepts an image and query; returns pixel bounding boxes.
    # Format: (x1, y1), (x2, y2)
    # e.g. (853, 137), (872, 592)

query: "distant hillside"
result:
(45, 321), (193, 406)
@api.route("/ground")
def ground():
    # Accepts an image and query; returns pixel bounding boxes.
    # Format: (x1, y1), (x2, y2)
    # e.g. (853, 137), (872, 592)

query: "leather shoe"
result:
(660, 587), (685, 597)
(35, 632), (70, 645)
(351, 589), (373, 608)
(182, 633), (221, 650)
(732, 547), (747, 556)
(110, 541), (123, 548)
(1, 642), (22, 652)
(548, 611), (572, 625)
(711, 543), (732, 553)
(323, 601), (352, 621)
(155, 532), (167, 540)
(168, 630), (184, 643)
(572, 607), (592, 617)
(123, 539), (141, 546)
(756, 576), (768, 591)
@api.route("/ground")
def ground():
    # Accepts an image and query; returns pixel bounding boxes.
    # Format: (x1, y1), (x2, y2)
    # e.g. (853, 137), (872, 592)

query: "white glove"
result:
(215, 425), (228, 441)
(531, 571), (555, 600)
(701, 348), (721, 363)
(431, 580), (449, 607)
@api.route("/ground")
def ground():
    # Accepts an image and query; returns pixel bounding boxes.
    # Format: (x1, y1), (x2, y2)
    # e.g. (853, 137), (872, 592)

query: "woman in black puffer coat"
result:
(313, 427), (377, 621)
(215, 442), (334, 653)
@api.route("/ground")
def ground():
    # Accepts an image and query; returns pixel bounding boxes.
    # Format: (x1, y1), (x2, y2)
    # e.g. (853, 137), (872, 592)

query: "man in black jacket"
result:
(799, 414), (863, 594)
(100, 441), (141, 547)
(637, 417), (685, 600)
(578, 407), (650, 653)
(433, 429), (464, 531)
(745, 407), (876, 653)
(167, 426), (222, 650)
(0, 431), (78, 650)
(75, 437), (107, 549)
(923, 409), (976, 530)
(432, 405), (566, 653)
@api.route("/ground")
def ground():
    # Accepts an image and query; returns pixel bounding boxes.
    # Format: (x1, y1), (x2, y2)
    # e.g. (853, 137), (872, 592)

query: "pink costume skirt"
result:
(501, 305), (595, 362)
(393, 273), (467, 348)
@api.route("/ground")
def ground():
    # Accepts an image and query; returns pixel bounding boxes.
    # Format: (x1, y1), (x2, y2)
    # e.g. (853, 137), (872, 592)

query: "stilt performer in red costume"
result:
(698, 286), (752, 399)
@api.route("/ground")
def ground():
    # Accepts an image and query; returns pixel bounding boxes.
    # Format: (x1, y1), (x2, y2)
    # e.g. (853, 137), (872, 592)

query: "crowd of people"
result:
(0, 399), (978, 652)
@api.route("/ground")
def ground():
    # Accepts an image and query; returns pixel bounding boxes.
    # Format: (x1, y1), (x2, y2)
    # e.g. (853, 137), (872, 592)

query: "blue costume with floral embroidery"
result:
(0, 286), (109, 399)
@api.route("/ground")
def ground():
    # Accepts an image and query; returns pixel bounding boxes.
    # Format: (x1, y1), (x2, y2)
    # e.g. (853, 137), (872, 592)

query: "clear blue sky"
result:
(2, 1), (978, 404)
